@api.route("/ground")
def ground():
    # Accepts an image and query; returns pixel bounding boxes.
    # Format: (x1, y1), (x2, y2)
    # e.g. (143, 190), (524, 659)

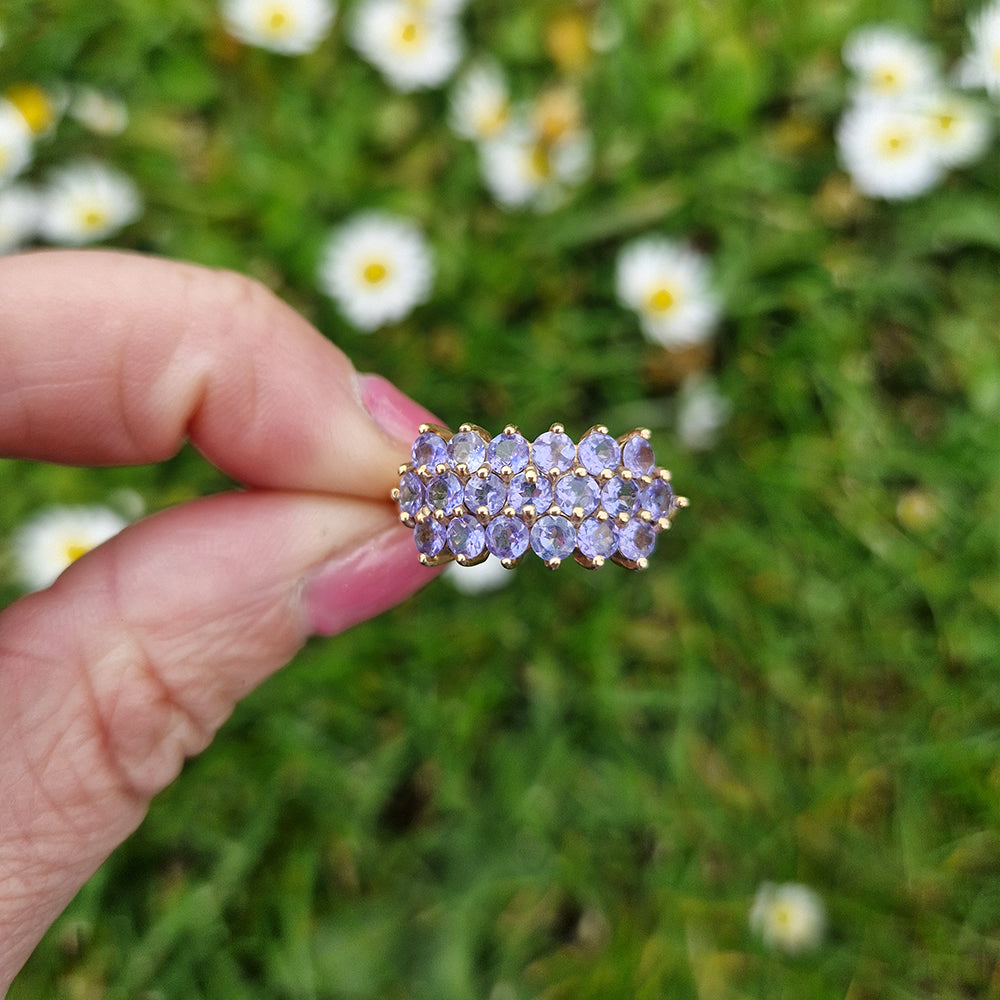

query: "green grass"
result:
(5, 0), (1000, 996)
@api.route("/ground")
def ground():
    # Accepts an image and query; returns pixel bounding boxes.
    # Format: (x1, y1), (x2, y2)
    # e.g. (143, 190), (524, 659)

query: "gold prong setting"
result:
(393, 422), (684, 569)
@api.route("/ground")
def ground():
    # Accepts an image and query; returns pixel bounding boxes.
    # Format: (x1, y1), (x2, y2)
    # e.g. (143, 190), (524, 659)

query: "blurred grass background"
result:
(4, 0), (1000, 996)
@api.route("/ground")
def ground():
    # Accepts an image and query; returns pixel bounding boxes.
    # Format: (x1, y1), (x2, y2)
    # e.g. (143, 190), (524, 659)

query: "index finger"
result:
(0, 250), (432, 496)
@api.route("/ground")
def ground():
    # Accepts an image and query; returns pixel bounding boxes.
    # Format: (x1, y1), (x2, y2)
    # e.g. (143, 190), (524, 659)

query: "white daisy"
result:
(318, 212), (434, 331)
(0, 99), (33, 187)
(0, 183), (39, 255)
(676, 375), (731, 452)
(959, 1), (1000, 96)
(221, 0), (336, 55)
(479, 118), (592, 212)
(350, 0), (463, 92)
(615, 237), (721, 349)
(837, 101), (943, 200)
(449, 60), (511, 141)
(842, 25), (939, 103)
(12, 505), (129, 592)
(444, 556), (512, 593)
(70, 87), (128, 136)
(919, 90), (992, 168)
(749, 882), (826, 956)
(39, 161), (143, 245)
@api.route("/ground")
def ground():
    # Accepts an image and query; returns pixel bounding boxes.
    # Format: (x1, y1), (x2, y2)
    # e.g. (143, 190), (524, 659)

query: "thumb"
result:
(0, 490), (437, 991)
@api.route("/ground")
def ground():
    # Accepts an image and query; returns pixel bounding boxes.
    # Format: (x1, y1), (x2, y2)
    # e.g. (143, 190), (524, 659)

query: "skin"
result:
(0, 250), (442, 993)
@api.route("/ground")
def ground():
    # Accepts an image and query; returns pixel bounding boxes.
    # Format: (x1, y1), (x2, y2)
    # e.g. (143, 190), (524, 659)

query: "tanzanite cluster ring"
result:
(391, 422), (686, 570)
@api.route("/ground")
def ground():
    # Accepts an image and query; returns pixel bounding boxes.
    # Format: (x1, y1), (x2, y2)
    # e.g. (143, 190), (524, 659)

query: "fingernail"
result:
(357, 373), (442, 445)
(302, 524), (443, 636)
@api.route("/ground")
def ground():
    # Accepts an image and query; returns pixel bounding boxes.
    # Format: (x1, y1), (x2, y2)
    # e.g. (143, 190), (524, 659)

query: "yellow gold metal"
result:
(674, 496), (689, 507)
(459, 422), (473, 432)
(500, 465), (513, 477)
(432, 509), (448, 523)
(418, 422), (431, 433)
(621, 469), (633, 481)
(398, 463), (409, 476)
(455, 463), (468, 476)
(573, 466), (587, 478)
(572, 506), (585, 520)
(657, 517), (671, 531)
(525, 467), (538, 484)
(599, 469), (614, 482)
(435, 462), (448, 475)
(595, 509), (609, 522)
(545, 558), (561, 570)
(390, 487), (400, 500)
(502, 505), (516, 518)
(639, 510), (653, 523)
(550, 423), (564, 434)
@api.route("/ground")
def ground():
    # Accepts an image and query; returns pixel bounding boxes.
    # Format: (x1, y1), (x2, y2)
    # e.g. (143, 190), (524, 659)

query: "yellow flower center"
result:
(934, 112), (956, 133)
(474, 102), (510, 139)
(646, 286), (676, 313)
(78, 205), (109, 231)
(5, 82), (56, 135)
(880, 130), (910, 156)
(261, 4), (293, 35)
(397, 20), (422, 48)
(529, 145), (552, 180)
(992, 43), (1000, 70)
(362, 261), (389, 285)
(772, 904), (793, 929)
(872, 66), (901, 93)
(63, 541), (91, 563)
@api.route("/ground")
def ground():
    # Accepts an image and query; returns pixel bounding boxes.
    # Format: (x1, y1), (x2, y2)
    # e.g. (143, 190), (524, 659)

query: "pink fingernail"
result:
(358, 373), (442, 445)
(302, 525), (443, 636)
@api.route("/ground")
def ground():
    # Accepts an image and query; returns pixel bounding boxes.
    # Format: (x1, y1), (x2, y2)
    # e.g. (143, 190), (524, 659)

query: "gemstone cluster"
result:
(392, 422), (687, 570)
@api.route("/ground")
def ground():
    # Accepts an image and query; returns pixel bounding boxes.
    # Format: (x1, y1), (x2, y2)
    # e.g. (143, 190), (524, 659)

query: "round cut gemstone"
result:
(639, 479), (674, 517)
(532, 430), (576, 474)
(448, 431), (487, 473)
(578, 431), (621, 475)
(411, 431), (448, 470)
(601, 476), (641, 517)
(425, 472), (464, 514)
(554, 473), (600, 516)
(485, 515), (529, 560)
(577, 517), (618, 560)
(397, 472), (424, 516)
(622, 435), (655, 475)
(618, 519), (657, 562)
(447, 514), (486, 560)
(507, 472), (553, 513)
(529, 514), (576, 563)
(464, 472), (507, 517)
(487, 431), (530, 474)
(414, 518), (446, 558)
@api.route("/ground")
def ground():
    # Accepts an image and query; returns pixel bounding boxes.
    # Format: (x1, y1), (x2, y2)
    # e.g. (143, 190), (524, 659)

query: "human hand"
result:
(0, 250), (441, 992)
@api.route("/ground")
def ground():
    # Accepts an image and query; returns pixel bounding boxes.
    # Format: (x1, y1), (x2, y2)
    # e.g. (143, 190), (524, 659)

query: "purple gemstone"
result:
(447, 514), (486, 560)
(485, 515), (529, 560)
(487, 431), (530, 474)
(414, 518), (447, 558)
(532, 430), (576, 474)
(529, 514), (576, 563)
(577, 517), (618, 560)
(448, 430), (487, 473)
(553, 473), (600, 517)
(411, 431), (448, 470)
(507, 472), (553, 513)
(426, 472), (464, 514)
(622, 435), (655, 475)
(577, 431), (621, 475)
(464, 472), (507, 517)
(639, 479), (674, 517)
(601, 476), (641, 517)
(618, 519), (657, 562)
(397, 472), (424, 516)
